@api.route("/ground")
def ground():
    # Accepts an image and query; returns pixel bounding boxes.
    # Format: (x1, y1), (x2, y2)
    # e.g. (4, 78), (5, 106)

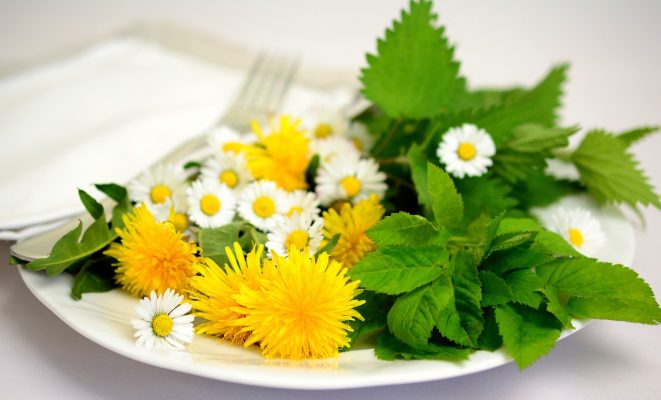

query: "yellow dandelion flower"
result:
(241, 115), (310, 191)
(322, 194), (385, 268)
(235, 248), (364, 359)
(105, 204), (198, 298)
(188, 243), (267, 344)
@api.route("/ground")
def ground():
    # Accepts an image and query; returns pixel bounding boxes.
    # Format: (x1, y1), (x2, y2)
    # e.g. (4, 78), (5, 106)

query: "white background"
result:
(1, 0), (660, 399)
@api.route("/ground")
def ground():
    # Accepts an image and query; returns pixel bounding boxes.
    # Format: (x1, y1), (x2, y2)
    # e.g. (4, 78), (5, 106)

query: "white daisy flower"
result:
(200, 152), (253, 190)
(187, 179), (237, 228)
(310, 136), (360, 164)
(437, 123), (496, 179)
(302, 107), (349, 139)
(284, 189), (321, 218)
(129, 163), (188, 215)
(544, 207), (606, 257)
(207, 125), (255, 154)
(145, 201), (191, 234)
(315, 155), (387, 206)
(131, 289), (194, 350)
(346, 122), (374, 155)
(238, 180), (288, 231)
(266, 213), (325, 257)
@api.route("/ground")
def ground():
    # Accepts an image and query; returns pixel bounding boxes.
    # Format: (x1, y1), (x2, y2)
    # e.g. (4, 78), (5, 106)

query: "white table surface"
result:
(1, 1), (660, 399)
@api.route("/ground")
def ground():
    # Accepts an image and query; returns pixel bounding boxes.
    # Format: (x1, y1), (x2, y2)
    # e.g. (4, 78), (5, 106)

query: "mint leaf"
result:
(375, 330), (472, 361)
(536, 258), (661, 324)
(427, 162), (463, 230)
(387, 276), (453, 348)
(495, 303), (562, 369)
(361, 0), (466, 118)
(350, 246), (449, 295)
(366, 212), (448, 247)
(616, 125), (659, 147)
(571, 130), (661, 209)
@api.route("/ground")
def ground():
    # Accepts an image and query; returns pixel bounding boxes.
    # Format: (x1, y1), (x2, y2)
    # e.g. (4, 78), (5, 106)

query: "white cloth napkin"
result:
(0, 37), (351, 240)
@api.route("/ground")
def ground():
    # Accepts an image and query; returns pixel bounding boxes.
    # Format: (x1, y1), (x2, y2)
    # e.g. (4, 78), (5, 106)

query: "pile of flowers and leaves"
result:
(16, 0), (661, 368)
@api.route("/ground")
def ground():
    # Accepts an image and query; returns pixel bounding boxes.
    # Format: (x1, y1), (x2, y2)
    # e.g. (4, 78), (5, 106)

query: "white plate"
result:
(18, 194), (635, 390)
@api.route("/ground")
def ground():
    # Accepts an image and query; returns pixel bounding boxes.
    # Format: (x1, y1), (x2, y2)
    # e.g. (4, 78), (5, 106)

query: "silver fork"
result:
(11, 53), (299, 261)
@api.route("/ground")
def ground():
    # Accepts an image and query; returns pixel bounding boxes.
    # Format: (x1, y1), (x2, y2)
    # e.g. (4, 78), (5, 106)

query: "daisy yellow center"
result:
(150, 184), (172, 204)
(457, 142), (477, 161)
(568, 228), (584, 247)
(253, 196), (276, 218)
(341, 176), (362, 198)
(286, 229), (309, 250)
(314, 123), (333, 138)
(152, 313), (174, 337)
(352, 138), (363, 151)
(200, 194), (221, 216)
(219, 170), (239, 188)
(171, 212), (189, 232)
(222, 142), (242, 153)
(287, 206), (304, 216)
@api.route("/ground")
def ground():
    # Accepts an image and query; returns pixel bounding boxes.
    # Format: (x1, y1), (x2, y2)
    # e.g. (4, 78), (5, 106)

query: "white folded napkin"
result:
(0, 36), (351, 240)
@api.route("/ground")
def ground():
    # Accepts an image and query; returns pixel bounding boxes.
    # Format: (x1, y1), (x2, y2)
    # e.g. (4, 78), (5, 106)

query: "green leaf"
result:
(495, 303), (562, 369)
(515, 172), (580, 209)
(616, 125), (659, 147)
(539, 286), (573, 328)
(473, 65), (568, 147)
(26, 216), (115, 276)
(507, 124), (578, 154)
(350, 246), (449, 295)
(443, 251), (484, 346)
(407, 144), (432, 214)
(366, 212), (448, 247)
(78, 189), (104, 219)
(198, 222), (244, 266)
(427, 162), (463, 230)
(477, 308), (503, 351)
(531, 229), (582, 257)
(318, 234), (340, 255)
(488, 231), (537, 254)
(502, 269), (544, 308)
(536, 258), (661, 324)
(70, 257), (118, 300)
(492, 150), (548, 183)
(456, 176), (517, 222)
(375, 330), (472, 361)
(94, 183), (128, 203)
(305, 154), (320, 189)
(183, 160), (202, 170)
(386, 277), (452, 348)
(571, 130), (661, 209)
(346, 291), (393, 348)
(495, 218), (541, 235)
(361, 0), (466, 118)
(479, 270), (514, 306)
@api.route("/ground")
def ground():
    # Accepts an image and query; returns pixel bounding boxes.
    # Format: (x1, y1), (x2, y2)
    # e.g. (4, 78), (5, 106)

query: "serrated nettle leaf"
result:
(502, 269), (544, 308)
(361, 0), (466, 118)
(483, 247), (551, 276)
(492, 149), (548, 183)
(514, 172), (581, 209)
(531, 229), (582, 257)
(443, 251), (484, 346)
(350, 246), (449, 295)
(427, 162), (463, 231)
(477, 308), (503, 351)
(616, 125), (659, 147)
(78, 189), (104, 220)
(472, 65), (568, 147)
(26, 216), (115, 276)
(366, 212), (448, 247)
(488, 231), (537, 255)
(70, 257), (118, 300)
(495, 303), (562, 370)
(571, 130), (661, 210)
(375, 330), (473, 361)
(536, 257), (661, 324)
(455, 176), (518, 222)
(507, 124), (578, 154)
(496, 218), (541, 235)
(539, 286), (573, 329)
(479, 270), (514, 306)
